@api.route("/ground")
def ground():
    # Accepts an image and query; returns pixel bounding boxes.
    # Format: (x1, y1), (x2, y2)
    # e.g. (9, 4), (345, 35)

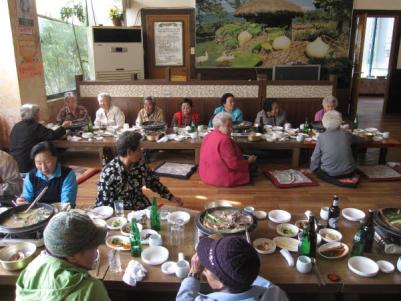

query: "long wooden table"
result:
(1, 207), (400, 300)
(53, 136), (401, 169)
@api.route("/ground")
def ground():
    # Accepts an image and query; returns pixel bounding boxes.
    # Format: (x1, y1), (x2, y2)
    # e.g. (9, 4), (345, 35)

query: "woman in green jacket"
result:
(16, 212), (110, 301)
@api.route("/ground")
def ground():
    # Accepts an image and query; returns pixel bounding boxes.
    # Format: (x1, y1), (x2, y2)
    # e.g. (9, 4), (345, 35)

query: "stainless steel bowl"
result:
(205, 200), (234, 209)
(0, 242), (37, 271)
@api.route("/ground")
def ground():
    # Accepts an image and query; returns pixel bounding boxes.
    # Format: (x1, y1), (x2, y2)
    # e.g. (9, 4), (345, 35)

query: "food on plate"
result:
(322, 232), (339, 241)
(9, 251), (26, 261)
(383, 209), (401, 228)
(203, 209), (252, 232)
(281, 226), (295, 236)
(111, 219), (122, 227)
(110, 237), (130, 250)
(257, 241), (273, 251)
(320, 244), (346, 258)
(2, 208), (51, 228)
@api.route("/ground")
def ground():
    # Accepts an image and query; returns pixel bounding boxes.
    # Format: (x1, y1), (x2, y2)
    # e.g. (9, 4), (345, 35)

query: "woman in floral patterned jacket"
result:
(95, 132), (183, 210)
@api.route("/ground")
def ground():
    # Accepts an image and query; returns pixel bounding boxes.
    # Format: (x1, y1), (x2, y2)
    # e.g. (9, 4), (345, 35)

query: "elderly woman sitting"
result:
(314, 95), (338, 122)
(16, 141), (77, 207)
(56, 91), (88, 124)
(0, 150), (22, 197)
(171, 98), (201, 127)
(310, 110), (360, 187)
(136, 96), (165, 126)
(94, 92), (125, 127)
(10, 104), (71, 173)
(255, 98), (287, 127)
(16, 212), (110, 301)
(209, 93), (243, 127)
(199, 112), (256, 187)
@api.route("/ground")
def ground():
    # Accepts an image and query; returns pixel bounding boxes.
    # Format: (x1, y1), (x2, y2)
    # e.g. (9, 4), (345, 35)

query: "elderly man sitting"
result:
(56, 91), (88, 125)
(10, 104), (71, 173)
(310, 110), (360, 187)
(177, 235), (288, 301)
(94, 92), (125, 127)
(16, 212), (110, 301)
(199, 112), (256, 187)
(135, 96), (165, 126)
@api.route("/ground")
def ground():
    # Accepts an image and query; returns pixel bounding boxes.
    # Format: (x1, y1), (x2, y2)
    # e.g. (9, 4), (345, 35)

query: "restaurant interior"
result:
(0, 0), (401, 300)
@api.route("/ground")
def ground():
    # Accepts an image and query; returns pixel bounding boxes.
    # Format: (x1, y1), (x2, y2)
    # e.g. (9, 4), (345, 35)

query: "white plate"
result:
(168, 211), (191, 225)
(348, 256), (379, 277)
(319, 228), (342, 243)
(127, 209), (150, 223)
(106, 216), (127, 230)
(268, 210), (291, 223)
(273, 237), (299, 252)
(120, 223), (143, 236)
(318, 242), (349, 259)
(376, 260), (395, 273)
(140, 229), (159, 244)
(253, 210), (267, 220)
(272, 126), (283, 131)
(141, 246), (169, 265)
(365, 128), (378, 133)
(342, 208), (366, 222)
(253, 238), (276, 254)
(82, 132), (94, 139)
(276, 223), (299, 238)
(161, 261), (177, 274)
(105, 235), (130, 251)
(87, 206), (114, 220)
(70, 136), (82, 141)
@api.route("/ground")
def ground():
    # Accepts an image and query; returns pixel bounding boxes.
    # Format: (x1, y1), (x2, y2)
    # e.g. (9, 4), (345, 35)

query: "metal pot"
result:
(142, 121), (166, 132)
(0, 242), (37, 271)
(0, 203), (55, 235)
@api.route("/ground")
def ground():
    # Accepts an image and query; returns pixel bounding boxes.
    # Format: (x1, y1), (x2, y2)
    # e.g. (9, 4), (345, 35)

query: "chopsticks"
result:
(24, 186), (48, 213)
(96, 249), (101, 277)
(312, 258), (326, 286)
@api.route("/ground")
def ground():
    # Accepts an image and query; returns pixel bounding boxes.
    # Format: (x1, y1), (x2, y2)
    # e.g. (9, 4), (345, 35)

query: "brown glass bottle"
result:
(364, 209), (375, 252)
(258, 116), (264, 133)
(308, 213), (317, 258)
(328, 195), (340, 230)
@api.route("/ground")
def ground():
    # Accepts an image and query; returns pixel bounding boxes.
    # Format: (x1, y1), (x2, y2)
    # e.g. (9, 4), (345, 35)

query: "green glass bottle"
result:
(130, 218), (142, 257)
(298, 226), (311, 257)
(308, 214), (317, 258)
(87, 117), (93, 132)
(351, 221), (366, 256)
(190, 120), (196, 133)
(353, 114), (359, 130)
(303, 117), (310, 134)
(150, 197), (161, 231)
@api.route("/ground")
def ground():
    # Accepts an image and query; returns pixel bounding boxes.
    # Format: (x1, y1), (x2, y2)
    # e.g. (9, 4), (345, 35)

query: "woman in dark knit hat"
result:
(177, 235), (288, 301)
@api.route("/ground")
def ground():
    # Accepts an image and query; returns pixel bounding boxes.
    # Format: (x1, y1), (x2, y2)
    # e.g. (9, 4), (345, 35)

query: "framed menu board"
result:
(154, 21), (184, 66)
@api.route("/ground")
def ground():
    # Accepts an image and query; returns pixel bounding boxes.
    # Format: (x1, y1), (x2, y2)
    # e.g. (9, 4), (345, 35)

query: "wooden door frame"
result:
(141, 8), (196, 80)
(350, 10), (401, 116)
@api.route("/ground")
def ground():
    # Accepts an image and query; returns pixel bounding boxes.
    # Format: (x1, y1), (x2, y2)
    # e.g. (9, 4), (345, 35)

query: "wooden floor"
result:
(62, 96), (401, 214)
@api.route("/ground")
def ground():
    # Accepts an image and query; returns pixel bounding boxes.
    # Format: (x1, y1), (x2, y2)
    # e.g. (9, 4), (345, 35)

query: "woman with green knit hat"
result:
(16, 212), (110, 301)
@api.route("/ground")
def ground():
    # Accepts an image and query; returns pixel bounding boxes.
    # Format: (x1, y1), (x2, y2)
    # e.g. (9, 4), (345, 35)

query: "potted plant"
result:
(109, 6), (124, 26)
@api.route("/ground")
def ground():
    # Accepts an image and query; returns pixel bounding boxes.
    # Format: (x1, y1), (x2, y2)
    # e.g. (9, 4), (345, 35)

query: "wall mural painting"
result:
(196, 0), (353, 85)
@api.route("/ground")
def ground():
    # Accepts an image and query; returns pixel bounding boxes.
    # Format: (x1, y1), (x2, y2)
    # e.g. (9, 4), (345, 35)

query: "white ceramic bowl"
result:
(140, 229), (159, 244)
(106, 216), (127, 230)
(319, 228), (342, 243)
(253, 210), (267, 220)
(82, 132), (94, 139)
(168, 211), (191, 225)
(253, 238), (276, 254)
(88, 206), (114, 220)
(92, 218), (107, 229)
(276, 223), (299, 238)
(120, 223), (143, 236)
(161, 261), (177, 274)
(377, 260), (395, 273)
(342, 208), (366, 222)
(268, 210), (291, 223)
(141, 246), (169, 265)
(272, 237), (299, 252)
(348, 256), (379, 277)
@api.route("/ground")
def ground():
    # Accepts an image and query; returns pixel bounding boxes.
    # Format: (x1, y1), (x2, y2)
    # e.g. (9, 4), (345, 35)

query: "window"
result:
(361, 17), (394, 78)
(38, 17), (89, 98)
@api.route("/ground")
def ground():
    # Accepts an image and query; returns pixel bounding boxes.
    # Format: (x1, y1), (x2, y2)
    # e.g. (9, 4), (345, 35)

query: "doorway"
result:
(349, 13), (399, 118)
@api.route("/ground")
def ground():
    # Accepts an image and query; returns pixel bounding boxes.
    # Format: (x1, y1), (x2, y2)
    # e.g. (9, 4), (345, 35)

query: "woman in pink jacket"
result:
(199, 112), (257, 187)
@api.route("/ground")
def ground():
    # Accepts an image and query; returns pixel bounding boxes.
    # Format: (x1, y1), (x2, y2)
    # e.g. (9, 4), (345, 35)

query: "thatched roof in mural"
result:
(234, 0), (304, 16)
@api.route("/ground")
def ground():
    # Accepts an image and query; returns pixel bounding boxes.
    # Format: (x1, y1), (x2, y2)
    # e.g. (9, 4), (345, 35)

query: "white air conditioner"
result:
(88, 26), (144, 81)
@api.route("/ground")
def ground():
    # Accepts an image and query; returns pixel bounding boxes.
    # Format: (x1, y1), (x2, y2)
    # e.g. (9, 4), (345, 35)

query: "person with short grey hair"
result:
(310, 110), (360, 187)
(10, 104), (71, 172)
(56, 91), (88, 124)
(199, 112), (256, 187)
(135, 95), (165, 126)
(16, 212), (110, 301)
(314, 95), (338, 122)
(94, 92), (125, 127)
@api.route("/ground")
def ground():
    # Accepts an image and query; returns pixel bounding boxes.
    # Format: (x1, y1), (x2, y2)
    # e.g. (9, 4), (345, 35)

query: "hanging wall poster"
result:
(16, 0), (35, 35)
(154, 21), (184, 66)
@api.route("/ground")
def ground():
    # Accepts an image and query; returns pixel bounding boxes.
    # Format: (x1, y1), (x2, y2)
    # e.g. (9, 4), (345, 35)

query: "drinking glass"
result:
(108, 249), (122, 273)
(114, 199), (124, 217)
